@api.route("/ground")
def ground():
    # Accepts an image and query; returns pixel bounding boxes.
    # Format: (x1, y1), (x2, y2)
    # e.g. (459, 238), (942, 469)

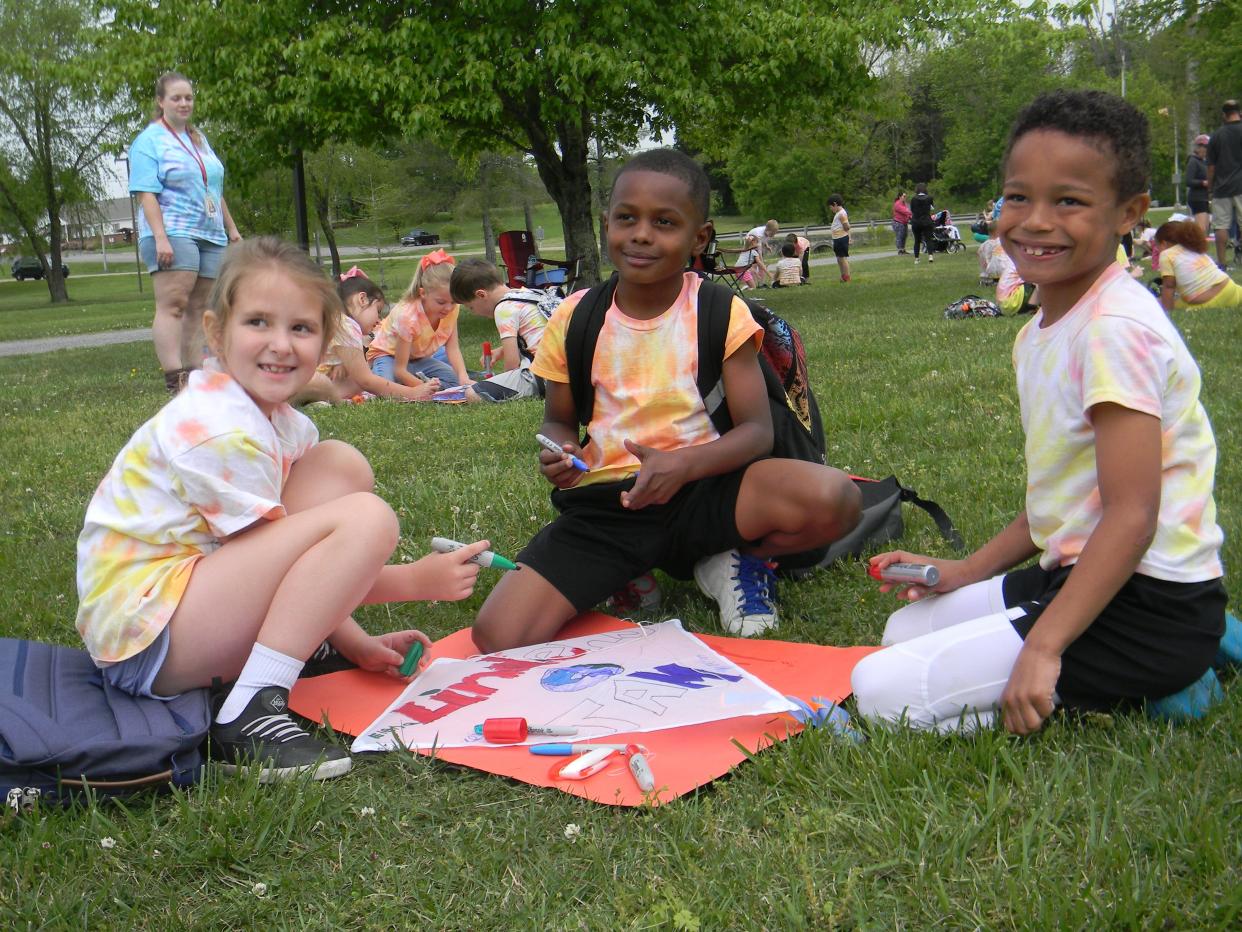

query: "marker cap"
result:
(479, 717), (528, 743)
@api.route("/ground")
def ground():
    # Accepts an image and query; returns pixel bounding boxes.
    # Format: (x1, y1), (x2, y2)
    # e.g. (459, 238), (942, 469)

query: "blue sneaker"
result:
(1145, 668), (1224, 723)
(694, 550), (779, 636)
(1215, 612), (1242, 672)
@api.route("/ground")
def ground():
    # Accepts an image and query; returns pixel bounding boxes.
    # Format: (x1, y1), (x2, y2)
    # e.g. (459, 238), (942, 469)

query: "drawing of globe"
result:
(540, 663), (624, 692)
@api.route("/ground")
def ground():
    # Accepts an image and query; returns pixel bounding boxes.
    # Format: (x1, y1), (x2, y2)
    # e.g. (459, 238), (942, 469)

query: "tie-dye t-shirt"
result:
(494, 289), (551, 354)
(318, 314), (365, 377)
(75, 360), (318, 664)
(1158, 245), (1230, 303)
(366, 297), (459, 362)
(1012, 262), (1222, 581)
(532, 272), (762, 486)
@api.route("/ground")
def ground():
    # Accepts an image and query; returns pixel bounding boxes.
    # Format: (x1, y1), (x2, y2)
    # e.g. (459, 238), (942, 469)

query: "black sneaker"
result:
(299, 640), (358, 678)
(209, 686), (352, 782)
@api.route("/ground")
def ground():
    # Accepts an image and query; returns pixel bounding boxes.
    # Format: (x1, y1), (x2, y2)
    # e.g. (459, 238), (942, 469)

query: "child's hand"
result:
(619, 440), (689, 510)
(405, 540), (488, 601)
(539, 442), (585, 489)
(408, 378), (441, 401)
(867, 551), (965, 601)
(350, 629), (434, 678)
(1000, 642), (1060, 735)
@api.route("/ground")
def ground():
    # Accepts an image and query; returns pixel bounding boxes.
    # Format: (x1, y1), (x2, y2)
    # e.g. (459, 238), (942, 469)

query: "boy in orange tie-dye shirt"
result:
(472, 149), (861, 652)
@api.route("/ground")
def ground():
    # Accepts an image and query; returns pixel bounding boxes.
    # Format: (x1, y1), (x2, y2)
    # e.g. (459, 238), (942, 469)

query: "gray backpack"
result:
(0, 639), (210, 810)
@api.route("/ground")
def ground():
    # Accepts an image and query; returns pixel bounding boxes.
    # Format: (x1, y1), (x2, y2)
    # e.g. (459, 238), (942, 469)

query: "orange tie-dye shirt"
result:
(75, 360), (318, 664)
(532, 272), (762, 486)
(365, 297), (459, 361)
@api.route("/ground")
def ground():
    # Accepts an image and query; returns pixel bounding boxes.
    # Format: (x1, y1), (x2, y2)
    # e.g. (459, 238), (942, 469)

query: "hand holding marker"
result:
(868, 562), (940, 587)
(431, 537), (519, 571)
(536, 433), (589, 472)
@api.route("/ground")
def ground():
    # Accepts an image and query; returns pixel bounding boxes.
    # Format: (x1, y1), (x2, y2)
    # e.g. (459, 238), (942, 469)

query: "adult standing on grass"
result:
(1185, 134), (1211, 235)
(1206, 99), (1242, 270)
(909, 183), (936, 264)
(891, 191), (912, 254)
(129, 71), (242, 394)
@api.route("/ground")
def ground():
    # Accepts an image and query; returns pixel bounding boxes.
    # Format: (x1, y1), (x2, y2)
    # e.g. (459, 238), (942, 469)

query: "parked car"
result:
(11, 257), (70, 281)
(399, 229), (440, 246)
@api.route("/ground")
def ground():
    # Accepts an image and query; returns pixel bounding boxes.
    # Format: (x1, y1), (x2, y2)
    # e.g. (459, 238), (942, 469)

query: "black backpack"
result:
(565, 275), (829, 570)
(944, 294), (1003, 319)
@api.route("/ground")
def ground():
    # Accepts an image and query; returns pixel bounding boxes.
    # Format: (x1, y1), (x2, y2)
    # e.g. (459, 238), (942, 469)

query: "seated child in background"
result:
(450, 257), (553, 403)
(366, 249), (471, 389)
(734, 233), (770, 289)
(75, 238), (489, 781)
(773, 242), (804, 287)
(471, 148), (860, 652)
(976, 221), (1011, 285)
(784, 232), (812, 281)
(294, 268), (440, 405)
(852, 89), (1230, 735)
(1154, 219), (1242, 311)
(827, 194), (851, 282)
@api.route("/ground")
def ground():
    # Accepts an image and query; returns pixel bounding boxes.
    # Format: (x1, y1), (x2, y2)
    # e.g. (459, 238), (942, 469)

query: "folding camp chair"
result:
(690, 250), (748, 293)
(496, 230), (582, 295)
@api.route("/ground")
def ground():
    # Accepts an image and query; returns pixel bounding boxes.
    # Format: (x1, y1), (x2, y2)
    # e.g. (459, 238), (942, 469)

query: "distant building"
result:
(61, 197), (136, 247)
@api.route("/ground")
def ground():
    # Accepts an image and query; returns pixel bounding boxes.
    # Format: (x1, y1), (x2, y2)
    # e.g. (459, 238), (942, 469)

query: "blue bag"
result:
(0, 638), (210, 810)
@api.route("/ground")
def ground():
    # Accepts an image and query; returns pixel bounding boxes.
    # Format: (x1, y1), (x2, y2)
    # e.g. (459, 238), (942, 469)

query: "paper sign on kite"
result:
(352, 620), (798, 753)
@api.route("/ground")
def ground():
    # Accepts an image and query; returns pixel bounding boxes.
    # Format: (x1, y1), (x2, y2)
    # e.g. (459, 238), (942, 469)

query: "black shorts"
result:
(517, 470), (756, 612)
(1003, 563), (1226, 710)
(832, 236), (850, 258)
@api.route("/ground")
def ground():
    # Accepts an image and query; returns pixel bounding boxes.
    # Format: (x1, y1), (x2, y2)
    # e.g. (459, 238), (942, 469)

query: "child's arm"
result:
(1160, 277), (1176, 312)
(840, 213), (851, 234)
(391, 337), (423, 388)
(620, 344), (771, 510)
(327, 619), (433, 678)
(537, 382), (588, 489)
(1001, 402), (1160, 734)
(444, 328), (472, 385)
(340, 346), (438, 401)
(498, 335), (522, 372)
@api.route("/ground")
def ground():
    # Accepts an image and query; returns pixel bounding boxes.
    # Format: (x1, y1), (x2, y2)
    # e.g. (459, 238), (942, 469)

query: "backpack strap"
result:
(695, 278), (736, 436)
(563, 274), (620, 430)
(898, 483), (966, 551)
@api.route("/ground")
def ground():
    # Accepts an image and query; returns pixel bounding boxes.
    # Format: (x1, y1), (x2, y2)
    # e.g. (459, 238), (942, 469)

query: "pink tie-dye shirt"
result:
(366, 297), (459, 362)
(75, 360), (318, 664)
(532, 273), (762, 486)
(1012, 262), (1222, 581)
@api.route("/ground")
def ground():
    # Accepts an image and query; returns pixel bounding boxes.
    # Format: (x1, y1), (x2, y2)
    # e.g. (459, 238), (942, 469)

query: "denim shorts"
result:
(100, 626), (177, 700)
(139, 235), (226, 278)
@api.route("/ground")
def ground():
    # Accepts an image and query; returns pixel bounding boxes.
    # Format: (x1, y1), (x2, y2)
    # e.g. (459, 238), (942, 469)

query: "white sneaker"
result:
(693, 550), (778, 637)
(913, 258), (920, 264)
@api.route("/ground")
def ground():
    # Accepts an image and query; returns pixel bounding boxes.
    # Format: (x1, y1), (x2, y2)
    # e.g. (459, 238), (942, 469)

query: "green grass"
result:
(1, 250), (1240, 928)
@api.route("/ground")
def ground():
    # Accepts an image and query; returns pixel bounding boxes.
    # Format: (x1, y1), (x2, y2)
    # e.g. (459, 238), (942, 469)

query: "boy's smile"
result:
(999, 129), (1146, 320)
(604, 170), (709, 316)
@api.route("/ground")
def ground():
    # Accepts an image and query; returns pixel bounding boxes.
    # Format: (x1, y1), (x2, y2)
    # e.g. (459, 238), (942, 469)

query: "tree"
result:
(108, 0), (959, 285)
(0, 0), (129, 302)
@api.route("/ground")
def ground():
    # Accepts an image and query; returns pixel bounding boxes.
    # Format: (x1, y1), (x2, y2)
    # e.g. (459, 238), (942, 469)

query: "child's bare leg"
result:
(735, 460), (860, 555)
(292, 372), (342, 406)
(473, 564), (577, 653)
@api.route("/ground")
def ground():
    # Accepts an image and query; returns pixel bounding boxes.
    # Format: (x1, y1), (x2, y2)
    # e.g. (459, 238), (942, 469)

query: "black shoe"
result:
(209, 686), (352, 782)
(300, 640), (358, 678)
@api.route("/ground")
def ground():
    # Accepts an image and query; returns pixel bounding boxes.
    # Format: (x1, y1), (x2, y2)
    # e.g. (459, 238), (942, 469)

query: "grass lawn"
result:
(1, 249), (1239, 928)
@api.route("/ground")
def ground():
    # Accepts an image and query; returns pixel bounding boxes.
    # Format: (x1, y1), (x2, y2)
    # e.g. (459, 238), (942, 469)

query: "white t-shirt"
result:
(829, 210), (849, 239)
(1012, 263), (1222, 581)
(75, 360), (318, 663)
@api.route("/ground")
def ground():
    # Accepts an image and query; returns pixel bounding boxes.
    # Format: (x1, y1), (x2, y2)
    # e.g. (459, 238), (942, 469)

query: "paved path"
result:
(0, 250), (914, 359)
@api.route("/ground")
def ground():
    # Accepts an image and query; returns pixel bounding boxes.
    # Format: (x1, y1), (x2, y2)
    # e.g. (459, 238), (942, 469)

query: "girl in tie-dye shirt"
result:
(76, 238), (488, 782)
(854, 91), (1230, 737)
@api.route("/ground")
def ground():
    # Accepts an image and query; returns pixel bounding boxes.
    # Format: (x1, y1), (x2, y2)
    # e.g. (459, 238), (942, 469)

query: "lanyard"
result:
(160, 118), (208, 186)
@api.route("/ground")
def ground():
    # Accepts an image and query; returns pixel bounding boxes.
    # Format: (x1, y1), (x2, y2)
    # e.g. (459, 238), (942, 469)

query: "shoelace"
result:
(733, 555), (777, 616)
(240, 713), (311, 744)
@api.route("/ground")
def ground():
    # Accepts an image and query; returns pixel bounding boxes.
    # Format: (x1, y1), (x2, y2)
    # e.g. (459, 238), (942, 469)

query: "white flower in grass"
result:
(563, 823), (581, 841)
(99, 837), (116, 849)
(252, 882), (268, 897)
(359, 807), (375, 817)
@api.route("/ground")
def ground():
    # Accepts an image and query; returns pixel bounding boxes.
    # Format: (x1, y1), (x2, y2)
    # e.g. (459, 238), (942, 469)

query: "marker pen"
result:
(398, 641), (424, 677)
(528, 743), (630, 756)
(535, 433), (590, 472)
(868, 562), (940, 587)
(558, 747), (616, 779)
(474, 718), (578, 742)
(430, 537), (519, 571)
(626, 743), (655, 792)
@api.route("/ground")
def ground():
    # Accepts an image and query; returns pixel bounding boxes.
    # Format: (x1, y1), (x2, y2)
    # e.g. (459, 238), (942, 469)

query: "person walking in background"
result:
(891, 192), (912, 254)
(909, 183), (936, 264)
(1207, 100), (1242, 269)
(1186, 135), (1211, 235)
(128, 72), (242, 394)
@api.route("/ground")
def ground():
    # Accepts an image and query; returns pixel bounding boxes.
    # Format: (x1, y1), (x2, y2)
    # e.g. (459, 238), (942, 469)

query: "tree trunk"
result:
(482, 203), (496, 265)
(593, 135), (607, 260)
(312, 188), (341, 278)
(526, 111), (601, 286)
(522, 201), (535, 239)
(44, 204), (69, 303)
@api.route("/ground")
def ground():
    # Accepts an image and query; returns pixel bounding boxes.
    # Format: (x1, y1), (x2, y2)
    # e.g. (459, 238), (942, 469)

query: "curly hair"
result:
(1154, 220), (1209, 254)
(1004, 89), (1149, 201)
(611, 148), (711, 222)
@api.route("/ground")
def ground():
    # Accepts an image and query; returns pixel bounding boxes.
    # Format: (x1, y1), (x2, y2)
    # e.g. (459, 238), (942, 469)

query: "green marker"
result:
(399, 641), (424, 677)
(430, 537), (519, 571)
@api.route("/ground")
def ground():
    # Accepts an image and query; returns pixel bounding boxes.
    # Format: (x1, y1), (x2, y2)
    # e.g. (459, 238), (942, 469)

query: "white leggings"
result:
(850, 575), (1040, 733)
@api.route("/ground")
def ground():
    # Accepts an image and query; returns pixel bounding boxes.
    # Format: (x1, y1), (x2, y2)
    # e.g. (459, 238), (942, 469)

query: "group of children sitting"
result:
(72, 89), (1237, 783)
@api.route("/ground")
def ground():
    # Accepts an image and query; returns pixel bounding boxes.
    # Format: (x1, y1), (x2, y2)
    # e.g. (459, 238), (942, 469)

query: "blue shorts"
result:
(139, 236), (226, 278)
(100, 626), (177, 700)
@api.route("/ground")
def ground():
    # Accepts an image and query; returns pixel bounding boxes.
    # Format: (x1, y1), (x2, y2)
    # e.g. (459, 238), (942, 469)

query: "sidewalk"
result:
(0, 250), (910, 359)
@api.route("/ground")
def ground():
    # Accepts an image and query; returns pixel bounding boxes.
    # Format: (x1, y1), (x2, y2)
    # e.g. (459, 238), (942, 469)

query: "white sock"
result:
(215, 643), (304, 724)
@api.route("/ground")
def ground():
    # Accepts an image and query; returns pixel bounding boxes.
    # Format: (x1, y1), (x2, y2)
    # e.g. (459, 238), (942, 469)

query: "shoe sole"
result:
(216, 755), (353, 783)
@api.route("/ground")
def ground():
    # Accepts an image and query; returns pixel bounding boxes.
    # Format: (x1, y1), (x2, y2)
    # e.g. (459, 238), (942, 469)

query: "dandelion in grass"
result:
(99, 837), (115, 849)
(360, 806), (375, 817)
(252, 882), (268, 897)
(563, 823), (581, 841)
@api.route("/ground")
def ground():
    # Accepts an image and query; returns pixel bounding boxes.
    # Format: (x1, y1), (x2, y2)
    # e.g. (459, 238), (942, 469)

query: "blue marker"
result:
(536, 433), (589, 472)
(527, 743), (629, 756)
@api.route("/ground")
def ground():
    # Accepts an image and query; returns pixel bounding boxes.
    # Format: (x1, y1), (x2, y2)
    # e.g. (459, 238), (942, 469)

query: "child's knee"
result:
(473, 598), (520, 654)
(850, 648), (927, 726)
(316, 440), (375, 491)
(811, 469), (862, 539)
(340, 492), (399, 552)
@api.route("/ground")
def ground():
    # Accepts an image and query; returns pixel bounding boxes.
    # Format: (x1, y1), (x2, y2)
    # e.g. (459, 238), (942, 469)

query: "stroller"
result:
(928, 222), (966, 254)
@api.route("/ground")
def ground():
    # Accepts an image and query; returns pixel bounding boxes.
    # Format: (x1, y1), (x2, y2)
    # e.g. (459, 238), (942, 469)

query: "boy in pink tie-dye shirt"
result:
(472, 149), (860, 652)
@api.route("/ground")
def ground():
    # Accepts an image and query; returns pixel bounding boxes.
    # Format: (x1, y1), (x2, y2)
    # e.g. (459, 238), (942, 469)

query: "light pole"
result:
(114, 153), (142, 294)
